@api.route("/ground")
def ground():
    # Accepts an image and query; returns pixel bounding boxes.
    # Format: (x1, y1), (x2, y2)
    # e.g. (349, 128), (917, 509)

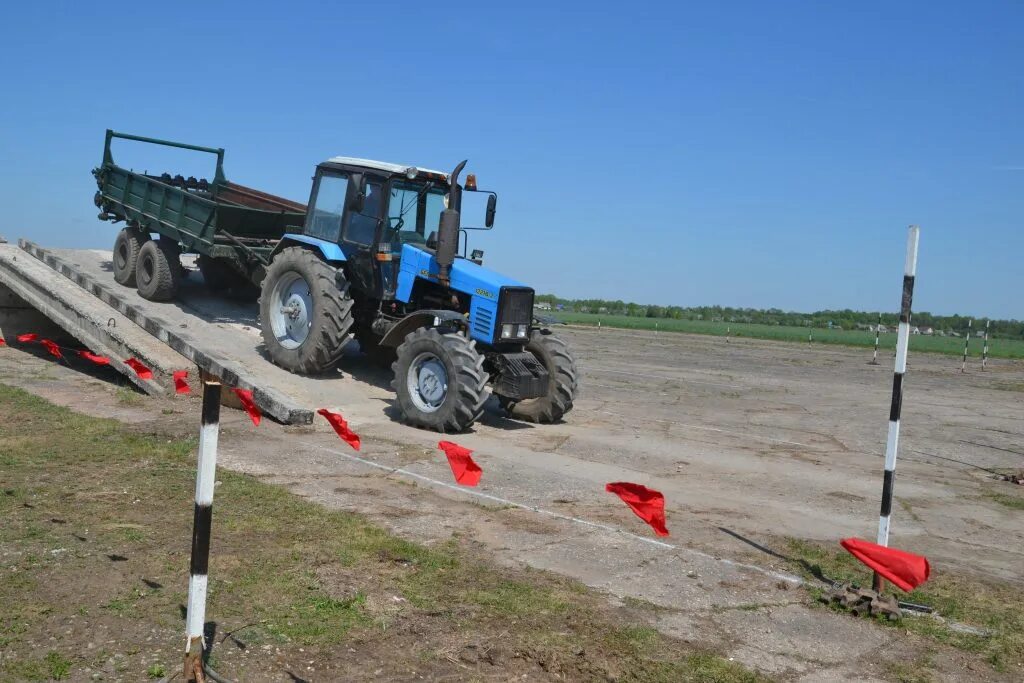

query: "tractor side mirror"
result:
(346, 173), (366, 214)
(485, 194), (497, 228)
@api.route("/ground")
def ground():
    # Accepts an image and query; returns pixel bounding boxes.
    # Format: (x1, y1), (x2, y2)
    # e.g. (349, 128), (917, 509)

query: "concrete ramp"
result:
(18, 240), (318, 424)
(0, 244), (189, 395)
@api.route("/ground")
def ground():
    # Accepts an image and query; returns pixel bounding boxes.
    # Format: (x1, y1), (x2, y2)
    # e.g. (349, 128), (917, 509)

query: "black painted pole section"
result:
(874, 226), (919, 593)
(982, 320), (990, 371)
(961, 319), (972, 373)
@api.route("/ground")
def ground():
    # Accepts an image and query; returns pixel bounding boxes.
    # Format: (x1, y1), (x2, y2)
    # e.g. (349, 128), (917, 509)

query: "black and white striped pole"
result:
(184, 374), (221, 682)
(982, 320), (990, 371)
(870, 312), (881, 365)
(960, 319), (972, 373)
(874, 225), (919, 593)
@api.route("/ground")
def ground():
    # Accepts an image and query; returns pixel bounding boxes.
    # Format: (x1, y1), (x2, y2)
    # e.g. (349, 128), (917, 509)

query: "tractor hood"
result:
(395, 244), (527, 304)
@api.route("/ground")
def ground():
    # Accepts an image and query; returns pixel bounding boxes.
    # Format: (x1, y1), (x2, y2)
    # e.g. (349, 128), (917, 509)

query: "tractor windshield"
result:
(387, 181), (447, 246)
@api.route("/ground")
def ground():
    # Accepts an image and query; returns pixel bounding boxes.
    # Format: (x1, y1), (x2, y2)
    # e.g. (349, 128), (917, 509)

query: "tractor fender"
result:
(270, 234), (347, 263)
(380, 310), (468, 348)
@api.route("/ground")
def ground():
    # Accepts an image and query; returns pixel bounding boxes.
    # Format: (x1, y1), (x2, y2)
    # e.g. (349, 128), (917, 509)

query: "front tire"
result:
(392, 327), (488, 432)
(500, 331), (578, 423)
(259, 247), (354, 374)
(113, 227), (147, 286)
(135, 239), (181, 301)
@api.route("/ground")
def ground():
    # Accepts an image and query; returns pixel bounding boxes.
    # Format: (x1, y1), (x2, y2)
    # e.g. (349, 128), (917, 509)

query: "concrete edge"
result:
(18, 239), (314, 425)
(0, 255), (167, 396)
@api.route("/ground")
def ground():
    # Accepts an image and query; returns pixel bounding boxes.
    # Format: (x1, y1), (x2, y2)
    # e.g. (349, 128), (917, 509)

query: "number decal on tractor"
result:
(475, 288), (494, 299)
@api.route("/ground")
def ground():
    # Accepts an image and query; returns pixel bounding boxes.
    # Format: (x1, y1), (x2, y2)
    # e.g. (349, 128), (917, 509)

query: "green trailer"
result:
(93, 130), (306, 300)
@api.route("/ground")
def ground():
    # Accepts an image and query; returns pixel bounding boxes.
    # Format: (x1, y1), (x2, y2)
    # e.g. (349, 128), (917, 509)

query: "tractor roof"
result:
(322, 156), (448, 179)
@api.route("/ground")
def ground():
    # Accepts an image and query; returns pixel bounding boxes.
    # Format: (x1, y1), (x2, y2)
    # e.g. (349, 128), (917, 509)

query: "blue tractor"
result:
(259, 157), (579, 432)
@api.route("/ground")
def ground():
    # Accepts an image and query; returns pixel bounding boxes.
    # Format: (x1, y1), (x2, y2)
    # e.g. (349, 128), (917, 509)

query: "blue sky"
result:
(1, 2), (1020, 317)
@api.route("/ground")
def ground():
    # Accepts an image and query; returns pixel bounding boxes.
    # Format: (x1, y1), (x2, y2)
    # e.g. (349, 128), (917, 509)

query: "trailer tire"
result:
(499, 331), (578, 423)
(392, 327), (488, 432)
(135, 239), (181, 301)
(113, 228), (147, 287)
(259, 247), (353, 374)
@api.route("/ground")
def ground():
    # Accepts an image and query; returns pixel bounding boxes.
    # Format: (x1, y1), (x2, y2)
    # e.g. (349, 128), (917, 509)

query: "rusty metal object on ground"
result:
(822, 582), (903, 620)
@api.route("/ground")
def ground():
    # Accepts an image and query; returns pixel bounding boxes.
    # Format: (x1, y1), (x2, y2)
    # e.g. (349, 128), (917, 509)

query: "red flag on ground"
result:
(840, 538), (930, 592)
(317, 408), (361, 451)
(124, 358), (153, 379)
(40, 339), (63, 359)
(438, 441), (482, 486)
(605, 482), (670, 537)
(233, 388), (261, 426)
(16, 333), (38, 343)
(0, 337), (6, 346)
(173, 370), (191, 395)
(77, 350), (110, 365)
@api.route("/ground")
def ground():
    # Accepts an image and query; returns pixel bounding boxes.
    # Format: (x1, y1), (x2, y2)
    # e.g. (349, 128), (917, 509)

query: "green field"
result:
(552, 312), (1024, 359)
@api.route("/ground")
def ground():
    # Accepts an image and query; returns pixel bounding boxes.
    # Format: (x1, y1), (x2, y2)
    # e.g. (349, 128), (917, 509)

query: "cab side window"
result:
(306, 173), (349, 242)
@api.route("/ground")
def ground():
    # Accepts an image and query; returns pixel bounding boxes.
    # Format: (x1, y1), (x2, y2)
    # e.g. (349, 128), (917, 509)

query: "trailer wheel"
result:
(112, 228), (147, 287)
(392, 327), (488, 432)
(259, 247), (353, 374)
(135, 239), (181, 301)
(500, 331), (578, 423)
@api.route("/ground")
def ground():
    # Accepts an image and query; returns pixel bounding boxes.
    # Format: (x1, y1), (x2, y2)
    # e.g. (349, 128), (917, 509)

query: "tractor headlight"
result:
(501, 324), (514, 339)
(516, 324), (529, 338)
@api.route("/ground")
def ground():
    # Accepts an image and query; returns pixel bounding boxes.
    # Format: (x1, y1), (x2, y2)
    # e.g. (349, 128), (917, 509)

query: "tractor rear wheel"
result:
(259, 247), (353, 374)
(392, 327), (488, 432)
(135, 238), (182, 301)
(112, 227), (147, 287)
(500, 331), (578, 423)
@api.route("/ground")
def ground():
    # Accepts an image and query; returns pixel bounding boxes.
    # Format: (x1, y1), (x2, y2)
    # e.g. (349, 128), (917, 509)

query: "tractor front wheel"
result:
(392, 327), (488, 432)
(500, 331), (578, 423)
(259, 247), (354, 374)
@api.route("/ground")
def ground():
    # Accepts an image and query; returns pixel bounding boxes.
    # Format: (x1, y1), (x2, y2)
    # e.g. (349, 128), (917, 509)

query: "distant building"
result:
(911, 326), (921, 335)
(535, 302), (552, 311)
(920, 327), (934, 335)
(874, 324), (889, 333)
(976, 330), (987, 338)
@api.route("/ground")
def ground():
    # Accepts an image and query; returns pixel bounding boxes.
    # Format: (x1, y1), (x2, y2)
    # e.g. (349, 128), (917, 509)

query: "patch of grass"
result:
(783, 537), (1024, 671)
(115, 385), (143, 405)
(985, 492), (1024, 511)
(0, 383), (760, 681)
(44, 651), (73, 680)
(555, 312), (1024, 359)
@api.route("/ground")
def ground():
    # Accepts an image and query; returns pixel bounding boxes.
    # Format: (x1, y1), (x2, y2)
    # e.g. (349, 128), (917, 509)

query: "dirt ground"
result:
(1, 321), (1022, 681)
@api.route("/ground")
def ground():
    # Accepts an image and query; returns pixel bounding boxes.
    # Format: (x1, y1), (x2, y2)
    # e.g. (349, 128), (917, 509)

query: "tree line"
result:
(535, 295), (1024, 339)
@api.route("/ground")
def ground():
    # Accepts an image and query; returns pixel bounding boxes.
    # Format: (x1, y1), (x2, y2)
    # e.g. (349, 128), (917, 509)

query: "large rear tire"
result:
(392, 327), (488, 432)
(113, 227), (147, 287)
(259, 247), (354, 374)
(500, 331), (578, 423)
(135, 239), (181, 301)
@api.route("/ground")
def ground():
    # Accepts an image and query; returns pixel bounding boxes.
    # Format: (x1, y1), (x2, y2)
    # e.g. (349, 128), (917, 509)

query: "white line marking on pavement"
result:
(300, 439), (804, 585)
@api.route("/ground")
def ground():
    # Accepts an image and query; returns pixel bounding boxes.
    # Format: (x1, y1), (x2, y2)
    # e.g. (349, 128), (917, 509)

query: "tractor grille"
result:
(498, 287), (534, 326)
(474, 306), (493, 339)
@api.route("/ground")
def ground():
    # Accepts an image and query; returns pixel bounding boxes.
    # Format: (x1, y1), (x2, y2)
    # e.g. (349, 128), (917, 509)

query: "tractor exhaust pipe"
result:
(436, 160), (467, 287)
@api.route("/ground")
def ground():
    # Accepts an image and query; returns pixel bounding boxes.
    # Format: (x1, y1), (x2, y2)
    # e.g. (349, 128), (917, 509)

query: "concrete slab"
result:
(0, 245), (192, 395)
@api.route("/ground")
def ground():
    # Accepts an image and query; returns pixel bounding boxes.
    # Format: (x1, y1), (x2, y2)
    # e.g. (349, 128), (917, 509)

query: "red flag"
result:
(16, 333), (38, 343)
(173, 370), (191, 395)
(124, 358), (153, 380)
(0, 337), (6, 346)
(840, 538), (930, 592)
(438, 441), (482, 486)
(605, 482), (670, 537)
(40, 339), (63, 359)
(233, 388), (261, 426)
(317, 408), (361, 451)
(77, 350), (110, 365)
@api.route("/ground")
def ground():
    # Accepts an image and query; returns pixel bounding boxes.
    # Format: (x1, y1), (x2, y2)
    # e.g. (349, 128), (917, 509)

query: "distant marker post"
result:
(874, 225), (919, 593)
(961, 319), (972, 373)
(982, 320), (990, 371)
(870, 312), (881, 365)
